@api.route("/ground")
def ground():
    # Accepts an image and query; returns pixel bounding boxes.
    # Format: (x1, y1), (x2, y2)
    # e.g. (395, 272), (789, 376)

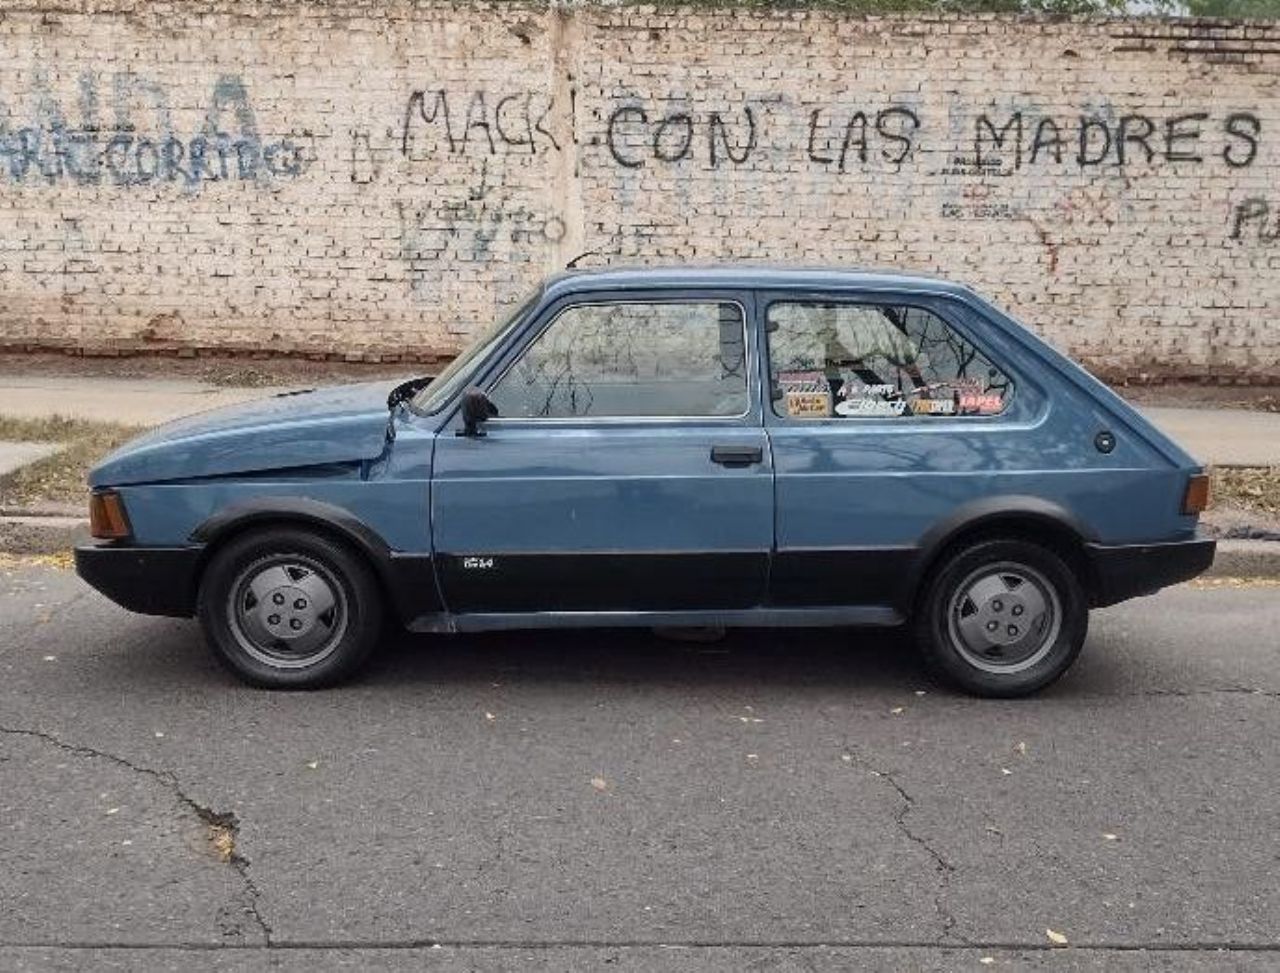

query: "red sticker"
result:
(958, 393), (1003, 415)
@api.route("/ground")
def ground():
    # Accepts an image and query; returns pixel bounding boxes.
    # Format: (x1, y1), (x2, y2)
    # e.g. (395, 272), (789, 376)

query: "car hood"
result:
(89, 380), (409, 488)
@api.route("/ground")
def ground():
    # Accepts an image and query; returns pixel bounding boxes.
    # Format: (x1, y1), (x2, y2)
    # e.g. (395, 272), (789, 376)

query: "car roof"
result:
(541, 264), (976, 300)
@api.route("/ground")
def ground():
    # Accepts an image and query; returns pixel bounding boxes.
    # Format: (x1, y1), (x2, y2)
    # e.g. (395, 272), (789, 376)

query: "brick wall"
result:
(0, 2), (1277, 379)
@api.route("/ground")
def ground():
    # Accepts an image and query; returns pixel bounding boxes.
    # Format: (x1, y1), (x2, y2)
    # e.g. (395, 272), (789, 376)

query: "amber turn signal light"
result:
(1182, 473), (1210, 516)
(89, 490), (132, 540)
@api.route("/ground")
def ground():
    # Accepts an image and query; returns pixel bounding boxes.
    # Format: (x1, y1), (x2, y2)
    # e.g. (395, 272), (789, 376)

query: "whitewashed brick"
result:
(0, 3), (1274, 379)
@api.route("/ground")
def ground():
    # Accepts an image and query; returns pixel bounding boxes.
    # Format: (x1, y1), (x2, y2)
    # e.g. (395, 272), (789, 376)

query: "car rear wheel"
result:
(914, 538), (1087, 697)
(197, 527), (382, 689)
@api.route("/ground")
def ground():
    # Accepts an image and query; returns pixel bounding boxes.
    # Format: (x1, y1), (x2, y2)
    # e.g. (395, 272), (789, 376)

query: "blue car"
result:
(75, 267), (1215, 696)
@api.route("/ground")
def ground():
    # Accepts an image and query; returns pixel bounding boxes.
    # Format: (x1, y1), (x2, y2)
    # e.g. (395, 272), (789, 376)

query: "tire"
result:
(197, 527), (383, 689)
(914, 538), (1088, 698)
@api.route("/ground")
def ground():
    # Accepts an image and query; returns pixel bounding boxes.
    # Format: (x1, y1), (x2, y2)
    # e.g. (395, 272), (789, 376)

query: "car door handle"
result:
(710, 445), (764, 467)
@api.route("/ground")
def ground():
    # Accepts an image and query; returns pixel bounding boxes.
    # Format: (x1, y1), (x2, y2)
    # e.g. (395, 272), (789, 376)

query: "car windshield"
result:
(410, 289), (541, 415)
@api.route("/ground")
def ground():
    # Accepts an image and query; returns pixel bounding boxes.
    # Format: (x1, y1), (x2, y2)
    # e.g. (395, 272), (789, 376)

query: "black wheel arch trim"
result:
(191, 497), (391, 553)
(905, 495), (1098, 607)
(189, 497), (442, 623)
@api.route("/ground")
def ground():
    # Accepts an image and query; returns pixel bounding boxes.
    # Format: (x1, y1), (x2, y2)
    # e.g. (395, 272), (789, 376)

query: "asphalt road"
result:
(1, 562), (1278, 971)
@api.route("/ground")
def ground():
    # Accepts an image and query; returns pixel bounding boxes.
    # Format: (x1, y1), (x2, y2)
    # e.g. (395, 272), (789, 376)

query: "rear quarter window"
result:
(766, 301), (1013, 420)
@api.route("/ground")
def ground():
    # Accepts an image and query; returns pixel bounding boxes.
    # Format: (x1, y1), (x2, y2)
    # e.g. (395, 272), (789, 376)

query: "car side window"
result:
(488, 301), (749, 419)
(766, 301), (1013, 419)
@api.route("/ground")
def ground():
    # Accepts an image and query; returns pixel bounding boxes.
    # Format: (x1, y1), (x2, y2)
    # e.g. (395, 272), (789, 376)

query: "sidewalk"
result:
(1140, 407), (1280, 468)
(0, 375), (291, 427)
(0, 441), (60, 477)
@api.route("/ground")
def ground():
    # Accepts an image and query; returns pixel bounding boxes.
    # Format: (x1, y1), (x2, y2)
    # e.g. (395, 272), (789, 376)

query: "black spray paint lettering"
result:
(400, 89), (559, 157)
(807, 106), (920, 170)
(605, 104), (756, 168)
(974, 114), (1024, 168)
(1165, 113), (1209, 163)
(1223, 112), (1261, 168)
(0, 72), (306, 187)
(973, 111), (1262, 169)
(1080, 115), (1167, 167)
(708, 110), (756, 166)
(1230, 197), (1279, 244)
(1116, 115), (1156, 165)
(653, 113), (694, 162)
(1077, 118), (1112, 166)
(606, 107), (646, 168)
(1030, 118), (1067, 164)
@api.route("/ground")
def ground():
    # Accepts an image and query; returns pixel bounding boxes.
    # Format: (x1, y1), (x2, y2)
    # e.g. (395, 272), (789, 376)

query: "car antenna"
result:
(566, 249), (603, 270)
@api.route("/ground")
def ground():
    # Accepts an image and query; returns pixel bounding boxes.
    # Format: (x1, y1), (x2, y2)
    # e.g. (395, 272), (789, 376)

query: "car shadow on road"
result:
(359, 625), (936, 695)
(360, 624), (1133, 700)
(79, 611), (1130, 701)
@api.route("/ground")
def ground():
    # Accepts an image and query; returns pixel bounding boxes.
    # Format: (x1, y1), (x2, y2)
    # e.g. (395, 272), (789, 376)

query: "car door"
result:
(759, 290), (1036, 615)
(431, 290), (773, 615)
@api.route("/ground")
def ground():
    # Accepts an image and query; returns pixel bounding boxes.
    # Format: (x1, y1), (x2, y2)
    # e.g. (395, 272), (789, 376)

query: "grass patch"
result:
(0, 415), (144, 507)
(0, 414), (139, 444)
(0, 551), (74, 571)
(1211, 466), (1280, 517)
(1190, 577), (1280, 589)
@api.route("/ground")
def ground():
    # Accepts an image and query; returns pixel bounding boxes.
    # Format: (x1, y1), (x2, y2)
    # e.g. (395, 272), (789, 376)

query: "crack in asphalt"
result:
(1047, 686), (1280, 701)
(844, 746), (966, 946)
(1123, 686), (1280, 698)
(0, 724), (272, 945)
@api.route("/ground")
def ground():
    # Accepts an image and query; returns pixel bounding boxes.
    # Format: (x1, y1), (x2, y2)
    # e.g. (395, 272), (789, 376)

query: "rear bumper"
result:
(74, 543), (202, 618)
(1085, 536), (1216, 608)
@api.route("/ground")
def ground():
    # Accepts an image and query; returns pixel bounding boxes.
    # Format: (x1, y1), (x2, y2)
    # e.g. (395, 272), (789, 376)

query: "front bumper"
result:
(74, 543), (203, 618)
(1085, 536), (1216, 608)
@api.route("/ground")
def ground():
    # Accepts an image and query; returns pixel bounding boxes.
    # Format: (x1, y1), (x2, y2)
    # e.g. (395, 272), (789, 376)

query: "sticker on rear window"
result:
(786, 390), (832, 417)
(958, 392), (1004, 415)
(836, 398), (908, 417)
(779, 370), (832, 418)
(909, 397), (957, 416)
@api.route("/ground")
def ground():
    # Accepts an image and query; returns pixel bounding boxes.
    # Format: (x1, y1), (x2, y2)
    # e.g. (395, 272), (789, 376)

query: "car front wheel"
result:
(197, 527), (383, 689)
(914, 538), (1088, 697)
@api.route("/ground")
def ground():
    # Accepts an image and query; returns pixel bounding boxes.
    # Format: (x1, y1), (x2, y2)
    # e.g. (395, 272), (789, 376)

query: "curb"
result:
(0, 514), (89, 555)
(1205, 539), (1280, 579)
(2, 515), (1279, 579)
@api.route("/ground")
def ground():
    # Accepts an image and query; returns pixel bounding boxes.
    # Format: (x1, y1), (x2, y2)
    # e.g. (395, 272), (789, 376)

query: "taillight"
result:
(89, 490), (132, 540)
(1182, 473), (1211, 516)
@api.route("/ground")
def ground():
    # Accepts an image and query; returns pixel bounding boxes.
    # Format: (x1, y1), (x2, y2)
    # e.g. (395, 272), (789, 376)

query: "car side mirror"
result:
(459, 387), (499, 437)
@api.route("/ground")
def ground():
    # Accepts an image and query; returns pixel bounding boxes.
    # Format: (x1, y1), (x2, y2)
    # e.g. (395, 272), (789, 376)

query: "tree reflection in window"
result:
(767, 302), (1013, 419)
(490, 302), (749, 419)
